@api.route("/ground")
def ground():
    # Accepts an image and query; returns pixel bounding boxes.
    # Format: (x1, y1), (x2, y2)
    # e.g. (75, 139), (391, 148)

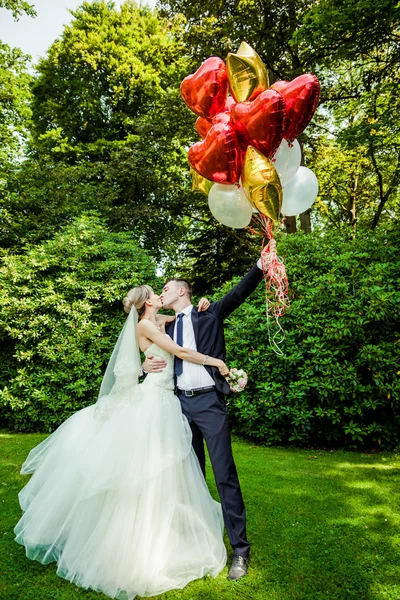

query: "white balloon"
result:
(281, 167), (319, 217)
(208, 183), (253, 228)
(273, 139), (302, 186)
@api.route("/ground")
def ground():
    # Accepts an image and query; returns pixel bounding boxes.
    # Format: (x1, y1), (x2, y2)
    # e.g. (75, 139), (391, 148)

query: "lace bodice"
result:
(143, 343), (174, 389)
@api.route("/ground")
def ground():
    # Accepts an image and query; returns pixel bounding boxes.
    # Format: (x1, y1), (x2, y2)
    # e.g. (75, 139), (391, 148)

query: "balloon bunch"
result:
(180, 41), (321, 226)
(180, 42), (320, 351)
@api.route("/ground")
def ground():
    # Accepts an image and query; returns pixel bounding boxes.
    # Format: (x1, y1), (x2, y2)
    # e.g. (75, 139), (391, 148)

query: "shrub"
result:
(0, 214), (159, 431)
(223, 227), (400, 450)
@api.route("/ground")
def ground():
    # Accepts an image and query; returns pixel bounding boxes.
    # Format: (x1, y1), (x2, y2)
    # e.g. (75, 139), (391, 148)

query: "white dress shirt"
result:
(173, 304), (215, 391)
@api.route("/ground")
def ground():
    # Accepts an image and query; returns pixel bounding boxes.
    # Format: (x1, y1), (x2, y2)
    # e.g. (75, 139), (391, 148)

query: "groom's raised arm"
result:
(209, 259), (264, 320)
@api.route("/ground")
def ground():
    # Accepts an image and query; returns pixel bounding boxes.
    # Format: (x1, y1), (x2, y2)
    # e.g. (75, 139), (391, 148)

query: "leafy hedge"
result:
(223, 227), (400, 450)
(1, 217), (399, 449)
(0, 214), (159, 431)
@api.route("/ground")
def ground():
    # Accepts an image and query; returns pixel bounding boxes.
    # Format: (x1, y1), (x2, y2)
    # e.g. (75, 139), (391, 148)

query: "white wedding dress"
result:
(14, 337), (227, 599)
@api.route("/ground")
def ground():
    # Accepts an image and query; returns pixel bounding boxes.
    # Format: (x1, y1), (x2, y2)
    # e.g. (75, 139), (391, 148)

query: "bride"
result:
(14, 285), (229, 599)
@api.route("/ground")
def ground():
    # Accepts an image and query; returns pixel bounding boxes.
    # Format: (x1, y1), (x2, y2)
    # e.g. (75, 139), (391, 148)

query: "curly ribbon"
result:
(250, 214), (290, 356)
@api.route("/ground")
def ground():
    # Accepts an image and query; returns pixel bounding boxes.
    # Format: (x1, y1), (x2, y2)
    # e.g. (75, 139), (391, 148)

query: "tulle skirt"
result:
(14, 382), (227, 599)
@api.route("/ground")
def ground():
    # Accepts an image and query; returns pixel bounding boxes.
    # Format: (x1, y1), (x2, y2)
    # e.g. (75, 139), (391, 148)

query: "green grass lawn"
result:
(1, 432), (400, 600)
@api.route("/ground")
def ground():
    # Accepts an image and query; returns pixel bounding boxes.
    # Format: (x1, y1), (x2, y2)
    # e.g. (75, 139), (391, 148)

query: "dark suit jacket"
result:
(166, 263), (263, 394)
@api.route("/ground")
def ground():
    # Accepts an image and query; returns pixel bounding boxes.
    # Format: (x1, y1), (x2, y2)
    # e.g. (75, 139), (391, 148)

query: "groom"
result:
(143, 256), (264, 580)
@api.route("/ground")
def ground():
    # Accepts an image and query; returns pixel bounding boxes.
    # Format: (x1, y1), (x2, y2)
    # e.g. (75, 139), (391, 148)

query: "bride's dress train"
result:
(14, 341), (227, 599)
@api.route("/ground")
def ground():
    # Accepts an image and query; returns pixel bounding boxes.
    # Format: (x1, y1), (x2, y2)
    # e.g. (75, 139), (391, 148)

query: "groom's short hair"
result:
(164, 278), (192, 300)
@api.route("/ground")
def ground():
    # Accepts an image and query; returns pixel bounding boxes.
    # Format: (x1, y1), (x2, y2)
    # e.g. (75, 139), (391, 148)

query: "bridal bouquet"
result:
(226, 368), (248, 393)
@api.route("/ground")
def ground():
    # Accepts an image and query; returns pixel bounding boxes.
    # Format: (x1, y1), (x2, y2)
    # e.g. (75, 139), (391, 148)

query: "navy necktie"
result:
(175, 313), (184, 377)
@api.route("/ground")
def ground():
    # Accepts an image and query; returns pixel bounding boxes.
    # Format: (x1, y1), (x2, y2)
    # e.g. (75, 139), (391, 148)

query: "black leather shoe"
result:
(228, 555), (249, 580)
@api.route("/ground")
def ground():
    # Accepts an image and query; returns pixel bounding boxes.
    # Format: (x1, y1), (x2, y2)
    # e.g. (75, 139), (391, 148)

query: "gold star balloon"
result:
(242, 146), (282, 221)
(226, 41), (269, 103)
(190, 168), (214, 196)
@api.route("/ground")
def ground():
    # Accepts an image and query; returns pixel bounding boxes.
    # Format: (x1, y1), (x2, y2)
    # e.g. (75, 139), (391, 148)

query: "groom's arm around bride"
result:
(143, 257), (264, 377)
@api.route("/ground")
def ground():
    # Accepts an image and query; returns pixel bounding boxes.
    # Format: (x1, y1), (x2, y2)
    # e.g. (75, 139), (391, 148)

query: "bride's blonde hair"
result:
(123, 285), (154, 316)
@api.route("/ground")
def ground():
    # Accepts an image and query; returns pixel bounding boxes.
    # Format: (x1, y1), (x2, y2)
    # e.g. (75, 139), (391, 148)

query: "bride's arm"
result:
(156, 315), (175, 326)
(137, 320), (229, 376)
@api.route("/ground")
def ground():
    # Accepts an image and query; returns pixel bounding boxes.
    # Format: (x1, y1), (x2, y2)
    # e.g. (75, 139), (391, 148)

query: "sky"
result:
(0, 0), (158, 63)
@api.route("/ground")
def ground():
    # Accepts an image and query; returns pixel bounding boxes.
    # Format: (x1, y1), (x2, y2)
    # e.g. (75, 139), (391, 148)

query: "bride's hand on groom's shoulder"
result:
(197, 297), (210, 312)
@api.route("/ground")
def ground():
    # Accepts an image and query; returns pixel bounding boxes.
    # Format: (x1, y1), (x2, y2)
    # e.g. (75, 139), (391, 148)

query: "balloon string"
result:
(250, 215), (290, 356)
(266, 303), (286, 357)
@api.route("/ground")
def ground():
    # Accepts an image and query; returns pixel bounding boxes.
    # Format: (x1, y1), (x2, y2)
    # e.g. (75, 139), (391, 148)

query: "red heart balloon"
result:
(224, 96), (236, 112)
(271, 74), (320, 142)
(180, 57), (228, 120)
(195, 117), (212, 139)
(213, 111), (231, 126)
(195, 96), (236, 139)
(230, 89), (286, 157)
(188, 122), (242, 184)
(270, 80), (289, 93)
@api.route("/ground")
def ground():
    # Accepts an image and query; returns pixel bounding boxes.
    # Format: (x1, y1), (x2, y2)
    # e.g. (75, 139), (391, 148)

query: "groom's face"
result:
(160, 281), (180, 309)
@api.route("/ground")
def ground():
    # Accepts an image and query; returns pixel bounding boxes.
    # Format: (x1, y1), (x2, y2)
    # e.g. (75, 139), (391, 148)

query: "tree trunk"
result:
(299, 209), (312, 233)
(371, 152), (400, 230)
(348, 172), (358, 234)
(285, 215), (297, 233)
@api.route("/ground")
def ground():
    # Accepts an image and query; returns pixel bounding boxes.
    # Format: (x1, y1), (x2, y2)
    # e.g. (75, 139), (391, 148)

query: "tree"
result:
(0, 213), (159, 431)
(308, 139), (373, 231)
(0, 0), (36, 19)
(0, 0), (35, 227)
(0, 42), (32, 173)
(158, 0), (400, 232)
(174, 215), (259, 295)
(0, 0), (36, 163)
(5, 1), (200, 265)
(220, 226), (400, 449)
(0, 157), (118, 250)
(2, 0), (260, 289)
(31, 1), (186, 146)
(300, 0), (400, 230)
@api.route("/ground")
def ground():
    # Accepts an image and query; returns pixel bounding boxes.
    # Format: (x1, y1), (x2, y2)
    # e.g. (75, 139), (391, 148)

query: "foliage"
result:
(295, 0), (399, 70)
(0, 41), (32, 173)
(308, 140), (373, 229)
(158, 0), (315, 77)
(0, 0), (36, 19)
(0, 157), (118, 250)
(0, 0), (259, 280)
(0, 0), (35, 228)
(0, 214), (159, 431)
(222, 227), (400, 449)
(174, 214), (259, 296)
(307, 51), (400, 230)
(159, 0), (400, 231)
(31, 1), (185, 146)
(0, 2), (193, 264)
(298, 0), (400, 229)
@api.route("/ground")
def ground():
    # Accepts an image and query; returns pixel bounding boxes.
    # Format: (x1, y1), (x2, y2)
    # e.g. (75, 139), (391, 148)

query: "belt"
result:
(177, 386), (216, 397)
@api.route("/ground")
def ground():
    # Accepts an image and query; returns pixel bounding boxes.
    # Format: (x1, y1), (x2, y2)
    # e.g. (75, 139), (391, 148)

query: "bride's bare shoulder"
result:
(137, 319), (156, 333)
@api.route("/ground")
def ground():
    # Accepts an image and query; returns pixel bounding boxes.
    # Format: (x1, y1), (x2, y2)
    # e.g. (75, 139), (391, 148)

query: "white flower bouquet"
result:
(225, 368), (248, 393)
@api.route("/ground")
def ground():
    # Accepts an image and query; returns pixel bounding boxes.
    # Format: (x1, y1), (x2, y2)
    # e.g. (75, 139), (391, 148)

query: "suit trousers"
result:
(178, 389), (250, 558)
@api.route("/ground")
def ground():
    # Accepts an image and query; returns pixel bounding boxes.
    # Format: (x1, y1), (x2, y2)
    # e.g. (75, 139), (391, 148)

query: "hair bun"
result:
(122, 285), (154, 316)
(122, 296), (133, 314)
